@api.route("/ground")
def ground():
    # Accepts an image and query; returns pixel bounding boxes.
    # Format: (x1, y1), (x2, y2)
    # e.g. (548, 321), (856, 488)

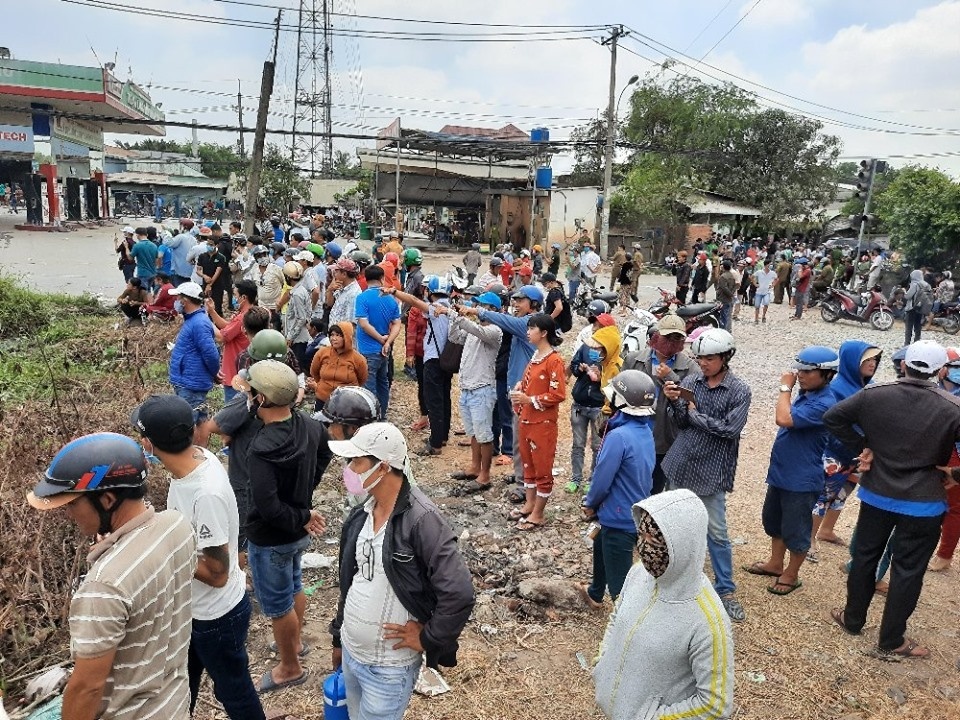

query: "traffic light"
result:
(849, 213), (877, 227)
(855, 160), (874, 200)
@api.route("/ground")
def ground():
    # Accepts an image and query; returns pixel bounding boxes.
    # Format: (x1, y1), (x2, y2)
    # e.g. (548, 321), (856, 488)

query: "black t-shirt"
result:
(198, 251), (229, 286)
(547, 287), (572, 332)
(213, 396), (263, 511)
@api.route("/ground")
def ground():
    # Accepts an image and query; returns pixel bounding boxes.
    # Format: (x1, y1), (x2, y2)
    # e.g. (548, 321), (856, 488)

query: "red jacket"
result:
(406, 306), (427, 359)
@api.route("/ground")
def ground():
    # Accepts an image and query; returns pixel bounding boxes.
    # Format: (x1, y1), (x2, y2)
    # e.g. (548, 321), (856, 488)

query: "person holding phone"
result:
(661, 328), (752, 623)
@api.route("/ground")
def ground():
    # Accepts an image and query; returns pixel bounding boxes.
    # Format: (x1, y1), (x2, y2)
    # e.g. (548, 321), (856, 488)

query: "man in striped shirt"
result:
(27, 433), (196, 720)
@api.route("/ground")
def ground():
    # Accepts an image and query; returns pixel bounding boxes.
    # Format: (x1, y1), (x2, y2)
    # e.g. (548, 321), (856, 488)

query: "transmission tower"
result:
(292, 0), (333, 177)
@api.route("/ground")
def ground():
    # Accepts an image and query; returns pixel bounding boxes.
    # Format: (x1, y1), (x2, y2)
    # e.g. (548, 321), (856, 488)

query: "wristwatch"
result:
(778, 384), (792, 393)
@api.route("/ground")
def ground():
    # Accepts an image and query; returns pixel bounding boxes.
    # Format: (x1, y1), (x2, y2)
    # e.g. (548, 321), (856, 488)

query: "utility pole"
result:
(244, 11), (281, 236)
(854, 158), (886, 258)
(599, 25), (627, 260)
(237, 80), (245, 157)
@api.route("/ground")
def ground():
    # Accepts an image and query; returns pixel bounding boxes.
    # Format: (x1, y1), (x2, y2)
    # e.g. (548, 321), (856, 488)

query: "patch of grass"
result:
(0, 273), (106, 340)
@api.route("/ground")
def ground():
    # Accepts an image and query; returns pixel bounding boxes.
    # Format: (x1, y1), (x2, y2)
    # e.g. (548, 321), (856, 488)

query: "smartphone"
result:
(677, 386), (695, 402)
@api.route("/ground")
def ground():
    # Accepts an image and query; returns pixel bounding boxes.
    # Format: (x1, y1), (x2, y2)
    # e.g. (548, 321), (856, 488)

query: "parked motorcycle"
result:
(573, 284), (619, 317)
(819, 285), (894, 330)
(927, 302), (960, 334)
(649, 287), (723, 333)
(621, 307), (659, 356)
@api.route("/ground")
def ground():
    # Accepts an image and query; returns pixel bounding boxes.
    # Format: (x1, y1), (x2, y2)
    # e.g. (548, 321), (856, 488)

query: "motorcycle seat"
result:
(676, 302), (716, 317)
(594, 292), (619, 304)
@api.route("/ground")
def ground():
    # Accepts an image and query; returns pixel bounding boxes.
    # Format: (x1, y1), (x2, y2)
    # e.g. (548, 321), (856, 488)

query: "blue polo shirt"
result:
(354, 286), (400, 355)
(766, 385), (838, 492)
(130, 239), (158, 280)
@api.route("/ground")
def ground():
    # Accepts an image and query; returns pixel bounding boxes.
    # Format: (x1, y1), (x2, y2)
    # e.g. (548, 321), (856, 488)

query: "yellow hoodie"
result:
(592, 324), (623, 414)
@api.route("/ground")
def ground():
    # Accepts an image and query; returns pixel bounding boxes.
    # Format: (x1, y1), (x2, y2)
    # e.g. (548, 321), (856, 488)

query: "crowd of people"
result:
(22, 218), (960, 720)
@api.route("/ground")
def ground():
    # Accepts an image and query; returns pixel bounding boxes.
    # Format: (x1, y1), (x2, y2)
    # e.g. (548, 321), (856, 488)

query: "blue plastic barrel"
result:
(323, 668), (349, 719)
(535, 167), (553, 189)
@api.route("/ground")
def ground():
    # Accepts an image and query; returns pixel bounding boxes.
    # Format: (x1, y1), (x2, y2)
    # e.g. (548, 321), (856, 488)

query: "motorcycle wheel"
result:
(869, 308), (894, 331)
(820, 301), (841, 323)
(943, 316), (960, 335)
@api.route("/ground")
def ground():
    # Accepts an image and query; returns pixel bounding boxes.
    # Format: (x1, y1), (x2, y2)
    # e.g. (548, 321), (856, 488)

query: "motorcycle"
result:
(573, 284), (619, 317)
(927, 302), (960, 334)
(648, 287), (723, 333)
(621, 307), (659, 356)
(819, 285), (894, 330)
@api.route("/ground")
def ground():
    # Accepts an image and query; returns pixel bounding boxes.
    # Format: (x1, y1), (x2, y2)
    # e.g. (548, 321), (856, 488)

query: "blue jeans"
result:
(697, 491), (736, 597)
(587, 526), (638, 603)
(247, 536), (311, 618)
(719, 301), (733, 330)
(492, 375), (513, 456)
(363, 352), (390, 420)
(188, 593), (265, 720)
(568, 278), (581, 300)
(341, 645), (421, 720)
(570, 404), (603, 485)
(172, 385), (210, 424)
(224, 385), (239, 404)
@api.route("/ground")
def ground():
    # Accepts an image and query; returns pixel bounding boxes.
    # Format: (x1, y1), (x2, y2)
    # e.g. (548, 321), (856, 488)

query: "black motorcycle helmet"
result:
(28, 433), (149, 532)
(350, 250), (373, 269)
(315, 386), (380, 430)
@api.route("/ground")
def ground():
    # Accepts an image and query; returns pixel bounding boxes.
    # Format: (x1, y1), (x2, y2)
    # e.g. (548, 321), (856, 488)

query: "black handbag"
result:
(427, 316), (463, 374)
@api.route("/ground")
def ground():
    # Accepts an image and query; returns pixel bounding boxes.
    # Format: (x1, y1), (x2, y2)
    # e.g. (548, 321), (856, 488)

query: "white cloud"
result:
(738, 0), (811, 27)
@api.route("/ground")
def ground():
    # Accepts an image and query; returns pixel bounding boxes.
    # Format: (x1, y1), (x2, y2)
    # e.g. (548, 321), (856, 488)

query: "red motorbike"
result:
(649, 287), (723, 333)
(819, 285), (894, 331)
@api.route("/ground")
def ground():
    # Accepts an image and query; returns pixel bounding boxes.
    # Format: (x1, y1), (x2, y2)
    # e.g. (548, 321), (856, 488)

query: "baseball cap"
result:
(474, 291), (502, 310)
(169, 281), (204, 301)
(510, 285), (544, 304)
(518, 265), (533, 277)
(328, 422), (408, 471)
(122, 226), (135, 234)
(904, 340), (948, 373)
(489, 257), (504, 267)
(335, 257), (359, 273)
(130, 395), (195, 450)
(657, 313), (687, 338)
(540, 272), (557, 283)
(198, 226), (213, 237)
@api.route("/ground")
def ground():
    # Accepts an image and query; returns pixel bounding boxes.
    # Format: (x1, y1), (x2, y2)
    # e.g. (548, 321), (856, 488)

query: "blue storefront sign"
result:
(0, 124), (35, 153)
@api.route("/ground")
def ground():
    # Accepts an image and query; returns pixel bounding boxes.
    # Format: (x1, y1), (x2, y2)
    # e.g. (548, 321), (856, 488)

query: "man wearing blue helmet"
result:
(745, 346), (839, 597)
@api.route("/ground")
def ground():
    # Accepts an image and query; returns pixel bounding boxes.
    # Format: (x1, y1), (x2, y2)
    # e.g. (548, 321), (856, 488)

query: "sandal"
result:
(881, 638), (929, 659)
(507, 487), (526, 504)
(516, 518), (545, 532)
(817, 534), (848, 547)
(767, 579), (802, 596)
(456, 480), (491, 496)
(450, 471), (478, 480)
(494, 455), (513, 466)
(742, 562), (781, 577)
(508, 508), (531, 521)
(829, 607), (859, 635)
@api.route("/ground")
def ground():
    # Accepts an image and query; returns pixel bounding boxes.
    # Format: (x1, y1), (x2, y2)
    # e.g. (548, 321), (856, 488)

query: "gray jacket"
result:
(622, 347), (698, 455)
(450, 314), (502, 390)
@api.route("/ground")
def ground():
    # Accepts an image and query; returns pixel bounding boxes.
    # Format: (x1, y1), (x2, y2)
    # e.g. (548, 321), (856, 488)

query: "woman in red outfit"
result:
(405, 298), (430, 432)
(509, 313), (567, 530)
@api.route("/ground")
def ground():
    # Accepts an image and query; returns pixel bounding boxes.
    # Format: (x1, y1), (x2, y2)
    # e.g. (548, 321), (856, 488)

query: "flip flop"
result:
(258, 669), (309, 694)
(457, 439), (472, 447)
(742, 562), (781, 577)
(450, 471), (478, 480)
(507, 487), (526, 504)
(767, 579), (802, 596)
(457, 480), (491, 495)
(817, 535), (848, 547)
(516, 518), (545, 532)
(508, 508), (531, 521)
(828, 607), (859, 635)
(268, 641), (311, 657)
(882, 638), (930, 659)
(494, 455), (513, 466)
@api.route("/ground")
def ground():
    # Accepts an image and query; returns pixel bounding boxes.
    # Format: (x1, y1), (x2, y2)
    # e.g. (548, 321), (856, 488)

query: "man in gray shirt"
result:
(443, 292), (504, 492)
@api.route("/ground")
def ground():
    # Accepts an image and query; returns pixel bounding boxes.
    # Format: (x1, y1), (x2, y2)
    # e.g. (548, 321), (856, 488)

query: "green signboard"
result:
(120, 82), (165, 123)
(0, 59), (103, 94)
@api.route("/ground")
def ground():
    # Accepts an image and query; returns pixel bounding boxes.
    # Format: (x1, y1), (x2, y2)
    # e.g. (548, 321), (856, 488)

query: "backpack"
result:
(917, 282), (935, 315)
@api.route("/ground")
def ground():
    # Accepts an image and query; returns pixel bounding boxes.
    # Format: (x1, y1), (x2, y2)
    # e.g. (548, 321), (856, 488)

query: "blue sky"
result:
(8, 0), (960, 175)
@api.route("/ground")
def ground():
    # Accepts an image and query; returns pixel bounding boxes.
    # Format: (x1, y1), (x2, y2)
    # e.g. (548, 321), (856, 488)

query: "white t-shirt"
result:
(581, 251), (602, 279)
(754, 269), (778, 296)
(166, 447), (246, 621)
(340, 498), (419, 667)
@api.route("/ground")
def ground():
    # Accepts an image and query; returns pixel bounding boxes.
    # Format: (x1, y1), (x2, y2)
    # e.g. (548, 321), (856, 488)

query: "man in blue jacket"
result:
(169, 282), (221, 423)
(581, 370), (656, 608)
(462, 285), (541, 503)
(164, 218), (198, 287)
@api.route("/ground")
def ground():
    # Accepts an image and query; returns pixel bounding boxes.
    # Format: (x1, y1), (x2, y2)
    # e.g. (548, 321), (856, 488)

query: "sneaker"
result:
(564, 480), (580, 494)
(581, 482), (591, 495)
(720, 595), (746, 623)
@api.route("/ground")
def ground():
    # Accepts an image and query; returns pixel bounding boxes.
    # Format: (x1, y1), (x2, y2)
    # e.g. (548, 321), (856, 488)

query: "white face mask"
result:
(257, 257), (270, 266)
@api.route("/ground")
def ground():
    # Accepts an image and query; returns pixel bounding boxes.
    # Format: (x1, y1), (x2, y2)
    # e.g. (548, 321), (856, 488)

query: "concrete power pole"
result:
(599, 25), (627, 260)
(243, 12), (281, 237)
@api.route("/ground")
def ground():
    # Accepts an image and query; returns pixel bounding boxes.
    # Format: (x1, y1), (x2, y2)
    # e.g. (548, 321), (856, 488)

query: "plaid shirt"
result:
(661, 370), (752, 495)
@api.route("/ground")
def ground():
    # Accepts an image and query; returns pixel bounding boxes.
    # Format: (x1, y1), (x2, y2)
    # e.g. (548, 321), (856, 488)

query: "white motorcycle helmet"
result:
(690, 328), (736, 359)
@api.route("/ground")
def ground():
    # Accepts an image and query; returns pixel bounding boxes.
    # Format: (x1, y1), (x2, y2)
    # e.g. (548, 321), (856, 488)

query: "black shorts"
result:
(761, 485), (819, 553)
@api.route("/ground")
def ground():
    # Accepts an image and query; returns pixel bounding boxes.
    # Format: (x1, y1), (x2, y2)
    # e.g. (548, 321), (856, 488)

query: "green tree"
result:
(233, 144), (310, 212)
(871, 166), (960, 267)
(331, 149), (365, 179)
(615, 75), (841, 224)
(612, 155), (689, 226)
(119, 139), (244, 179)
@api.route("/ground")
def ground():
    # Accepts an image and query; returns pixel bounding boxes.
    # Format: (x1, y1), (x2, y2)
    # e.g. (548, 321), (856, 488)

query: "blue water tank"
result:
(530, 127), (550, 143)
(535, 167), (553, 189)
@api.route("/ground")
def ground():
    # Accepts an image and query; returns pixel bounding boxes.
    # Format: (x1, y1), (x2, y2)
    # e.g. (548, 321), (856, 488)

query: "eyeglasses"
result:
(361, 538), (374, 581)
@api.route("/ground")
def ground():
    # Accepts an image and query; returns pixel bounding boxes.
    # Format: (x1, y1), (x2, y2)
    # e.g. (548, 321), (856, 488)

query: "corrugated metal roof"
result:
(106, 171), (226, 189)
(686, 190), (762, 217)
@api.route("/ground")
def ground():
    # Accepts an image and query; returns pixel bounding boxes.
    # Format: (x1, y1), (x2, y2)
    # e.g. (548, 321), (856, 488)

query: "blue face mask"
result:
(174, 300), (184, 314)
(587, 348), (602, 364)
(948, 368), (960, 385)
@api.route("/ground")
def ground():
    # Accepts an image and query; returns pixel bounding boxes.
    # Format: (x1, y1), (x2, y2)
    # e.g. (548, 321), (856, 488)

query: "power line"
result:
(694, 0), (765, 64)
(681, 0), (736, 52)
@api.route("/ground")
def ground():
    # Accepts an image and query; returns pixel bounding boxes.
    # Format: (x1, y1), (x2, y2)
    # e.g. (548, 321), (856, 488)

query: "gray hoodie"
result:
(903, 269), (930, 312)
(593, 490), (734, 720)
